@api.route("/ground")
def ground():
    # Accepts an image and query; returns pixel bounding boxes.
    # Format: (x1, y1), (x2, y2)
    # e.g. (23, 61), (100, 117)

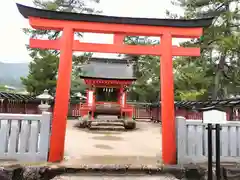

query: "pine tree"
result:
(21, 51), (59, 95)
(170, 0), (240, 99)
(22, 0), (101, 95)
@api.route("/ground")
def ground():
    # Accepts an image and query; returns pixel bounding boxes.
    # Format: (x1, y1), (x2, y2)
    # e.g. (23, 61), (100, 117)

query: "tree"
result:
(170, 0), (240, 100)
(70, 53), (93, 97)
(173, 57), (212, 100)
(0, 85), (10, 92)
(124, 0), (240, 102)
(123, 37), (161, 102)
(21, 51), (59, 95)
(22, 0), (101, 95)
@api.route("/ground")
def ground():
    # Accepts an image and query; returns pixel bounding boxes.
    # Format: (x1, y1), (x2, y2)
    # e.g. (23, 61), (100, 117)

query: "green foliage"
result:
(173, 57), (213, 100)
(21, 51), (59, 95)
(70, 53), (92, 97)
(22, 0), (100, 96)
(124, 37), (160, 102)
(176, 89), (207, 101)
(169, 0), (240, 100)
(21, 0), (240, 102)
(0, 85), (8, 92)
(126, 0), (240, 102)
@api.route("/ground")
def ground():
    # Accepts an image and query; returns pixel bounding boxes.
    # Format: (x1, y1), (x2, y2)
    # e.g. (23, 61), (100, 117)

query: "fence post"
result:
(39, 112), (52, 161)
(176, 116), (187, 164)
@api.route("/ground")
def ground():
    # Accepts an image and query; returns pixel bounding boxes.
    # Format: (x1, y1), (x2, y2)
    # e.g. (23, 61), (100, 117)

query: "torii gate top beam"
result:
(17, 3), (213, 38)
(16, 4), (214, 57)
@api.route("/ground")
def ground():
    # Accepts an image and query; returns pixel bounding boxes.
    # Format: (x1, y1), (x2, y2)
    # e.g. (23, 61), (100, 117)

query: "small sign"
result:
(203, 110), (227, 124)
(88, 91), (93, 105)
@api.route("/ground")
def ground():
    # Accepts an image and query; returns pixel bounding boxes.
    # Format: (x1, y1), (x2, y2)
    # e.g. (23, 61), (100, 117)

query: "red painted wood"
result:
(48, 27), (74, 162)
(160, 33), (176, 164)
(29, 17), (203, 38)
(114, 34), (125, 44)
(30, 39), (201, 57)
(1, 101), (238, 121)
(26, 15), (205, 164)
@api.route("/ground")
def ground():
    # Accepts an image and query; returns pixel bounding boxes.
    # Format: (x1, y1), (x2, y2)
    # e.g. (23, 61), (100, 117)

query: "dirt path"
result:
(62, 120), (163, 166)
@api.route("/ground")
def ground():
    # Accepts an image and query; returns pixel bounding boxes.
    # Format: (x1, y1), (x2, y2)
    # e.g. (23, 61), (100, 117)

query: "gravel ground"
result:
(62, 118), (163, 166)
(54, 120), (178, 179)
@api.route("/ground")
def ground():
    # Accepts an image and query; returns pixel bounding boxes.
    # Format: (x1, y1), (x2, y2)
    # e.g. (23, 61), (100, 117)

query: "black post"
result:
(215, 124), (221, 180)
(207, 123), (213, 180)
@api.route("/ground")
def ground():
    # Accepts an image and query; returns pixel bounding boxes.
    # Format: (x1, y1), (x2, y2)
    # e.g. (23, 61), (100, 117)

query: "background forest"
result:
(17, 0), (240, 102)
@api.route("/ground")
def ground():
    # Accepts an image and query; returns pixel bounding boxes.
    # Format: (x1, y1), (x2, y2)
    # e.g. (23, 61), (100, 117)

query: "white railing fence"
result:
(177, 116), (240, 164)
(0, 112), (51, 162)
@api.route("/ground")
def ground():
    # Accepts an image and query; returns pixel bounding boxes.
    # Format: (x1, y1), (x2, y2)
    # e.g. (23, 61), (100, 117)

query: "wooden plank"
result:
(229, 126), (237, 156)
(0, 120), (9, 155)
(8, 120), (20, 158)
(19, 120), (31, 154)
(0, 114), (41, 120)
(203, 126), (208, 156)
(237, 126), (240, 156)
(196, 125), (204, 156)
(39, 112), (51, 161)
(187, 125), (196, 156)
(221, 126), (229, 156)
(176, 116), (186, 164)
(29, 16), (203, 38)
(30, 39), (201, 57)
(28, 121), (39, 156)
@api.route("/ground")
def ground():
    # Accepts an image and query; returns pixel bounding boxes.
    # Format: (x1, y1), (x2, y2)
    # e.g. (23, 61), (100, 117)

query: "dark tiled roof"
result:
(80, 58), (136, 80)
(16, 3), (213, 28)
(0, 92), (38, 102)
(149, 99), (240, 109)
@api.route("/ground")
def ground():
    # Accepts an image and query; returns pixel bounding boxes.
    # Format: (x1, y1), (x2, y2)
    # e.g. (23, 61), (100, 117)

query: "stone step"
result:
(88, 119), (124, 123)
(91, 122), (124, 127)
(88, 125), (126, 131)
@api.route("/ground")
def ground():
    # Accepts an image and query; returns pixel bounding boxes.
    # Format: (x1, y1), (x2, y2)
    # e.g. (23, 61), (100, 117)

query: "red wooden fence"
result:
(0, 100), (239, 121)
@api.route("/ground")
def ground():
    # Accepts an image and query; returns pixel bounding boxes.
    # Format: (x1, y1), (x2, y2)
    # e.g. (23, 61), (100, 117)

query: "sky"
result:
(0, 0), (183, 63)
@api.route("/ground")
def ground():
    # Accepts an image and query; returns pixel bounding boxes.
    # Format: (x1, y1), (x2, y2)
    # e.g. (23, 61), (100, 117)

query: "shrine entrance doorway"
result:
(16, 3), (213, 165)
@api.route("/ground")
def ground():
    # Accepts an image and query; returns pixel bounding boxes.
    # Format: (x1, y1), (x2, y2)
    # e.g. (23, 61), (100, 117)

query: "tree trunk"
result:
(212, 53), (227, 99)
(212, 2), (230, 100)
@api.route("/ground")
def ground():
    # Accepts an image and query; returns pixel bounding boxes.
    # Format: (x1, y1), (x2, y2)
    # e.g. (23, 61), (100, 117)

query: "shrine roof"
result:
(147, 98), (240, 109)
(80, 58), (136, 81)
(0, 92), (37, 102)
(16, 3), (213, 28)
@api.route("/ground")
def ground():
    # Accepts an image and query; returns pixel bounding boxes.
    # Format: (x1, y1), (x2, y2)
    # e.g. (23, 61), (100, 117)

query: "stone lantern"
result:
(36, 89), (53, 113)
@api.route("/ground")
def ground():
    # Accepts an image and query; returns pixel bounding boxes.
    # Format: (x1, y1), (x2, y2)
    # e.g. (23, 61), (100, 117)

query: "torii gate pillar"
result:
(50, 28), (74, 157)
(16, 3), (213, 165)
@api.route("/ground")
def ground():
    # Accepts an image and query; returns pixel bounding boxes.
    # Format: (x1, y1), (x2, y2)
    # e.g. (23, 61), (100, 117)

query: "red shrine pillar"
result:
(160, 33), (176, 164)
(48, 27), (74, 162)
(119, 87), (123, 105)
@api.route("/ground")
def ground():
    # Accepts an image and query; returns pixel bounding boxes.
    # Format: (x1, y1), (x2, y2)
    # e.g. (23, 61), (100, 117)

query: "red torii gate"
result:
(16, 3), (213, 164)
